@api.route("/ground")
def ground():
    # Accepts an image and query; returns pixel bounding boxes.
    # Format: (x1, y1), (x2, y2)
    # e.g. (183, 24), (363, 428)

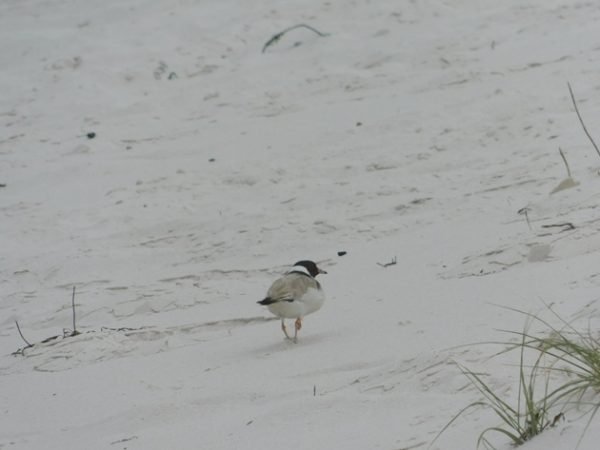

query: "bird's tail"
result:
(257, 297), (276, 305)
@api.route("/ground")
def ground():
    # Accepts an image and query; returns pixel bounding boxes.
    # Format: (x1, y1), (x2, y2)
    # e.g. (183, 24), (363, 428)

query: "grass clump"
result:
(516, 307), (600, 446)
(431, 305), (600, 449)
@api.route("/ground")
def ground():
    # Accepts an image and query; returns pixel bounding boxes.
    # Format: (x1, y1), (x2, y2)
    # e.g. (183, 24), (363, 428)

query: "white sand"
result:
(2, 1), (600, 448)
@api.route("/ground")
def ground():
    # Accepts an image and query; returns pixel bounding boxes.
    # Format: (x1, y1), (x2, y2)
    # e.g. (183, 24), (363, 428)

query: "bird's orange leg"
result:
(281, 319), (291, 339)
(293, 318), (302, 342)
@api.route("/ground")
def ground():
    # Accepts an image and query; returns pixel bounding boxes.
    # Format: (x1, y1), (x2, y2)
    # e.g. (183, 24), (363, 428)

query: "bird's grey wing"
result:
(267, 274), (319, 301)
(265, 277), (295, 302)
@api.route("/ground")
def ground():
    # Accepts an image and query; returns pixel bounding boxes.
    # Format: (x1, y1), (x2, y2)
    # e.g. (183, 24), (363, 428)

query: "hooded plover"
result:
(258, 260), (326, 342)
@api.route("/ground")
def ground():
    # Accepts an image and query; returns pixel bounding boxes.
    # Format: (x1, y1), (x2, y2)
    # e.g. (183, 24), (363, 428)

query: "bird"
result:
(258, 260), (327, 342)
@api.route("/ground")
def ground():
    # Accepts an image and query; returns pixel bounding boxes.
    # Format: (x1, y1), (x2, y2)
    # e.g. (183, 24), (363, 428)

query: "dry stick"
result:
(567, 82), (600, 158)
(71, 286), (80, 336)
(15, 321), (33, 348)
(377, 256), (397, 268)
(558, 147), (572, 178)
(101, 326), (142, 332)
(518, 207), (532, 231)
(72, 286), (76, 332)
(262, 24), (329, 53)
(541, 222), (575, 231)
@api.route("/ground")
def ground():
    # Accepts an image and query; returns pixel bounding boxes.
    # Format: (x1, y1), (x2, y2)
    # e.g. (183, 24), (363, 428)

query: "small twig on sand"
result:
(550, 147), (579, 193)
(41, 335), (60, 343)
(15, 321), (33, 348)
(262, 24), (329, 53)
(518, 207), (532, 231)
(568, 82), (600, 159)
(71, 286), (79, 335)
(12, 321), (35, 355)
(377, 256), (397, 268)
(558, 147), (572, 178)
(63, 286), (81, 337)
(541, 222), (575, 231)
(101, 326), (144, 332)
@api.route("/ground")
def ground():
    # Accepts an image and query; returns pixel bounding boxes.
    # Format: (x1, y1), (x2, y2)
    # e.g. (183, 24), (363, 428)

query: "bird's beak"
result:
(318, 267), (327, 274)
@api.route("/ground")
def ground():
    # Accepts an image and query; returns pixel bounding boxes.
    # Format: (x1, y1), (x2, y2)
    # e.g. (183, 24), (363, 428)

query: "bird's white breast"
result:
(268, 286), (325, 319)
